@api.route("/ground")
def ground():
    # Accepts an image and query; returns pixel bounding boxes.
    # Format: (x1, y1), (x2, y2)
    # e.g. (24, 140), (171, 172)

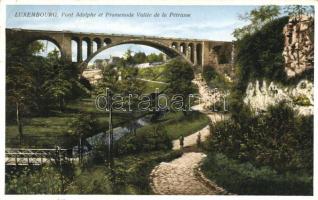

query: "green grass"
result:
(138, 65), (168, 82)
(142, 81), (167, 94)
(136, 111), (209, 140)
(5, 96), (137, 148)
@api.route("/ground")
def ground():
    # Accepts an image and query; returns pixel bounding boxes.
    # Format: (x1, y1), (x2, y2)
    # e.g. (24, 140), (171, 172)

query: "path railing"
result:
(5, 148), (73, 166)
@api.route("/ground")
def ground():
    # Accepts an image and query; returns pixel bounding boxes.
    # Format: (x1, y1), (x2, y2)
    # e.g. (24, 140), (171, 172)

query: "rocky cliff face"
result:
(243, 15), (314, 116)
(244, 80), (313, 116)
(283, 15), (314, 77)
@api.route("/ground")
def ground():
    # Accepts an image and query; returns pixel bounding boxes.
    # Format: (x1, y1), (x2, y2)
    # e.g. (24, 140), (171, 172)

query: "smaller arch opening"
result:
(188, 43), (194, 62)
(93, 38), (102, 52)
(171, 42), (178, 49)
(28, 39), (61, 59)
(104, 38), (112, 46)
(180, 43), (187, 55)
(93, 41), (98, 53)
(71, 38), (80, 62)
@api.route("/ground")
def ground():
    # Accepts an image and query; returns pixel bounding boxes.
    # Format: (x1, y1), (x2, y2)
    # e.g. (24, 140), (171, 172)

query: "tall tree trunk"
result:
(16, 102), (23, 146)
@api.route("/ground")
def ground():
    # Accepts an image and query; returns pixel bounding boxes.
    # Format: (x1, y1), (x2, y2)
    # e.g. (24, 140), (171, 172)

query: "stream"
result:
(72, 114), (153, 154)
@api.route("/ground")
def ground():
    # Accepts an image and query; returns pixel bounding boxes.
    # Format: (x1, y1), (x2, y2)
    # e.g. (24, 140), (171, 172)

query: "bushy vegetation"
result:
(6, 163), (75, 194)
(138, 65), (168, 82)
(210, 102), (312, 173)
(292, 95), (312, 106)
(125, 50), (165, 65)
(116, 111), (209, 155)
(116, 124), (172, 155)
(235, 16), (289, 92)
(137, 111), (209, 140)
(202, 153), (312, 195)
(202, 65), (231, 90)
(203, 102), (313, 194)
(6, 151), (181, 194)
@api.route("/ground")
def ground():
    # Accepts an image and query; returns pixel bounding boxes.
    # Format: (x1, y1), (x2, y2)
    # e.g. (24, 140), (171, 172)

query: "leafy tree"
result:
(118, 67), (145, 109)
(6, 63), (34, 145)
(233, 6), (281, 40)
(71, 113), (98, 163)
(123, 49), (134, 65)
(117, 124), (171, 155)
(6, 33), (92, 145)
(165, 59), (195, 114)
(147, 53), (164, 63)
(284, 5), (314, 18)
(6, 35), (43, 145)
(96, 64), (119, 95)
(42, 78), (72, 112)
(133, 52), (147, 64)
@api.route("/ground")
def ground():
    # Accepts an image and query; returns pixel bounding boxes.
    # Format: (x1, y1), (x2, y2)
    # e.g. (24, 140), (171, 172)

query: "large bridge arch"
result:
(79, 38), (194, 70)
(25, 36), (63, 57)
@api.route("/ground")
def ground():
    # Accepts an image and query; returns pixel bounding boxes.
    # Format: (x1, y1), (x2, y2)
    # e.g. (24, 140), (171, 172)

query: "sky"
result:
(6, 5), (262, 61)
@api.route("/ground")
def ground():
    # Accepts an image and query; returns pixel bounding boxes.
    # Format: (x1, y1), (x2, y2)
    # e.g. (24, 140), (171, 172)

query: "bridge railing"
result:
(5, 148), (73, 166)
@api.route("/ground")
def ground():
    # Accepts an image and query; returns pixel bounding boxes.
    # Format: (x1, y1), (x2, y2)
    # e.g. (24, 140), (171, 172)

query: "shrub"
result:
(292, 95), (312, 106)
(67, 166), (113, 194)
(6, 164), (74, 194)
(202, 153), (313, 195)
(202, 65), (231, 90)
(116, 124), (172, 155)
(67, 150), (182, 194)
(207, 102), (313, 174)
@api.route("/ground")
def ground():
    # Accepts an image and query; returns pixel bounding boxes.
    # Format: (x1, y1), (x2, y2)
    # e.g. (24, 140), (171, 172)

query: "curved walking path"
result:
(172, 111), (224, 150)
(150, 74), (228, 195)
(150, 152), (225, 195)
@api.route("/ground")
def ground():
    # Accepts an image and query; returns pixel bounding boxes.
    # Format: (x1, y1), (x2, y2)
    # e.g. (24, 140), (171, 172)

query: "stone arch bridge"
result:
(6, 28), (234, 72)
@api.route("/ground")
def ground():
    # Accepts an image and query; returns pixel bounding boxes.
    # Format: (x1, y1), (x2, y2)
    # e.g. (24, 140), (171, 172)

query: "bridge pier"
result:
(77, 39), (83, 62)
(193, 45), (197, 65)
